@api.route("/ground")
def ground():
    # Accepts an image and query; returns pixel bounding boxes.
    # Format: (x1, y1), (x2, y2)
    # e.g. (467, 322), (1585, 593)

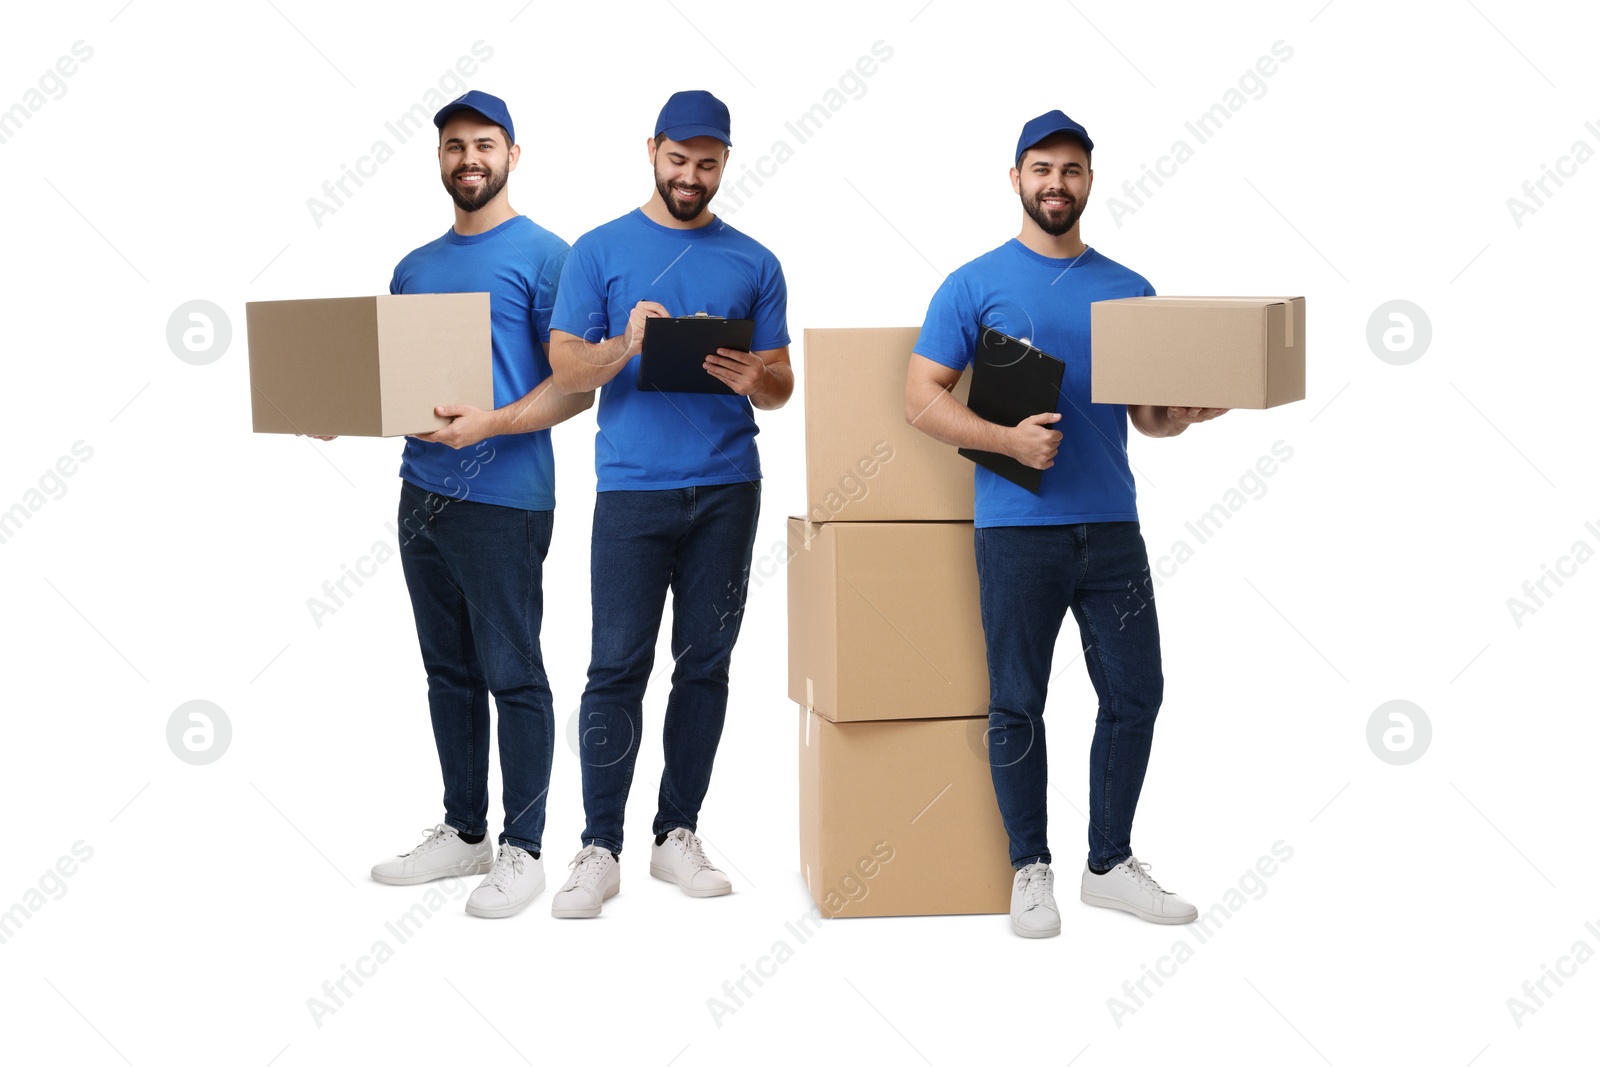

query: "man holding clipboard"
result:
(546, 90), (792, 918)
(905, 111), (1226, 939)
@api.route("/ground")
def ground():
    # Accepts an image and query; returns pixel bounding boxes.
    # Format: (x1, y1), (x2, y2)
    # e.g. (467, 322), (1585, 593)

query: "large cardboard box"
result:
(798, 707), (1011, 917)
(803, 327), (974, 523)
(787, 517), (988, 723)
(246, 293), (493, 436)
(1090, 296), (1306, 409)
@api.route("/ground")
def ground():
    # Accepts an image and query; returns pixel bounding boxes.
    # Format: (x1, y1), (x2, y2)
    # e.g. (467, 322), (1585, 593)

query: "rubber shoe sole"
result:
(649, 862), (732, 898)
(1081, 886), (1198, 925)
(1012, 913), (1061, 938)
(465, 876), (545, 919)
(370, 856), (493, 886)
(550, 881), (618, 918)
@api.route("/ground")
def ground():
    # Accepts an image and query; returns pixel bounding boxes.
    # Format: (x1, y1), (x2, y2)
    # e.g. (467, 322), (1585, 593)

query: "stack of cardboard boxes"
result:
(785, 300), (1308, 919)
(788, 327), (1014, 919)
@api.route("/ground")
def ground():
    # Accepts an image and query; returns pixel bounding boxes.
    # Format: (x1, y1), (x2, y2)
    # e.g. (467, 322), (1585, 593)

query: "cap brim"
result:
(433, 105), (511, 140)
(1017, 125), (1093, 163)
(658, 124), (732, 147)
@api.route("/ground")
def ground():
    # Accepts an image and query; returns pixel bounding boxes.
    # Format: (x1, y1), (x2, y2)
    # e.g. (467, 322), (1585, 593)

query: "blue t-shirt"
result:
(914, 242), (1154, 529)
(549, 209), (789, 492)
(389, 215), (569, 510)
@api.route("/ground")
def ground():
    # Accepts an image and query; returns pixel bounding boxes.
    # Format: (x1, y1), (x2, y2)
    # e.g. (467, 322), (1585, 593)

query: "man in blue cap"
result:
(905, 111), (1226, 938)
(545, 89), (792, 918)
(360, 90), (594, 919)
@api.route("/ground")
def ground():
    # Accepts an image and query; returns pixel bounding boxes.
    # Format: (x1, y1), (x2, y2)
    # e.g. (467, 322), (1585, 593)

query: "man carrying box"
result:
(905, 110), (1225, 939)
(352, 91), (594, 918)
(545, 89), (792, 918)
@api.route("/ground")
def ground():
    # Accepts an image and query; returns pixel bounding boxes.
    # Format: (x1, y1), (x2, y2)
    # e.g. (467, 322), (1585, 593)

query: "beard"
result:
(1021, 187), (1084, 236)
(443, 161), (509, 213)
(654, 165), (718, 222)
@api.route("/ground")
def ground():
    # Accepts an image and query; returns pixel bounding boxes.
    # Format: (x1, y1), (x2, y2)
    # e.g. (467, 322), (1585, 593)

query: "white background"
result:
(2, 0), (1596, 1063)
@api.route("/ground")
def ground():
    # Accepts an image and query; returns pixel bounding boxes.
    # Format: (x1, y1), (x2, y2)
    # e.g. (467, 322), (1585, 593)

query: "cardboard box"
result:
(802, 327), (974, 522)
(798, 707), (1011, 917)
(246, 293), (493, 436)
(1090, 296), (1306, 409)
(787, 517), (988, 723)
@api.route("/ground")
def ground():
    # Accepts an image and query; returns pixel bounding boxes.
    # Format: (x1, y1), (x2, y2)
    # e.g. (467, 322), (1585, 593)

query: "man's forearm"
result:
(749, 362), (794, 410)
(497, 378), (595, 434)
(551, 335), (630, 394)
(905, 380), (1012, 452)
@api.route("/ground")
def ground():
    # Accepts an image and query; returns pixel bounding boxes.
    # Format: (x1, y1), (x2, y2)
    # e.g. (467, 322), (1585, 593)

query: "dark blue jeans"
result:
(576, 482), (761, 855)
(974, 521), (1164, 871)
(396, 478), (555, 855)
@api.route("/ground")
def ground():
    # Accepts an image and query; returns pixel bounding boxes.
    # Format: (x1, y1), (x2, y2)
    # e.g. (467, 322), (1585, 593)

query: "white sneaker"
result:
(650, 828), (733, 897)
(1010, 862), (1061, 938)
(1080, 856), (1199, 924)
(371, 824), (492, 886)
(550, 845), (620, 918)
(465, 845), (544, 918)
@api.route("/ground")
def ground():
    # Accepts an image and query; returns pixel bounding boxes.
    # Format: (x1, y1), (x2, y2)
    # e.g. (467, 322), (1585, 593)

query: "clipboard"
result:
(637, 314), (756, 395)
(957, 326), (1067, 492)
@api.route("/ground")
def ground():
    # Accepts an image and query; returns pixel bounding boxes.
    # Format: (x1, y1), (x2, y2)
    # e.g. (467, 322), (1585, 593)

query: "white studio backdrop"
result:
(1, 0), (1595, 1063)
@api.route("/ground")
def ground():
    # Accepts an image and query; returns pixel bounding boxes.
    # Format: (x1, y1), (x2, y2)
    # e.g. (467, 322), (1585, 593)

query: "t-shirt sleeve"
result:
(750, 255), (790, 351)
(531, 244), (569, 344)
(549, 240), (608, 343)
(388, 263), (403, 296)
(913, 273), (978, 372)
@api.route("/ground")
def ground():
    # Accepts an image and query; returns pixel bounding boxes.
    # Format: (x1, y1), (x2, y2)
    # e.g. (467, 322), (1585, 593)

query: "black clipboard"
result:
(637, 314), (756, 395)
(957, 326), (1066, 492)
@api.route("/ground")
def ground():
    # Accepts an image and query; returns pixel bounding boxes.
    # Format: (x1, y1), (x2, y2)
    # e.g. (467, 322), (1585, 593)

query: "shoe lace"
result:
(407, 824), (453, 856)
(674, 830), (717, 873)
(566, 846), (610, 889)
(483, 846), (524, 892)
(1021, 865), (1053, 909)
(1124, 858), (1169, 895)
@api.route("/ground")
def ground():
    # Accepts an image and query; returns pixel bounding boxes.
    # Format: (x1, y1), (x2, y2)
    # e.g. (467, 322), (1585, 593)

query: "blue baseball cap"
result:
(1015, 110), (1093, 165)
(433, 91), (515, 145)
(655, 90), (732, 147)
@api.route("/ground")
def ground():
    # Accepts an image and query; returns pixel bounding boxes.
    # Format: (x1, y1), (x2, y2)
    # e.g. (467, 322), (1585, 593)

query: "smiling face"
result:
(438, 113), (517, 213)
(648, 133), (727, 222)
(1012, 133), (1093, 238)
